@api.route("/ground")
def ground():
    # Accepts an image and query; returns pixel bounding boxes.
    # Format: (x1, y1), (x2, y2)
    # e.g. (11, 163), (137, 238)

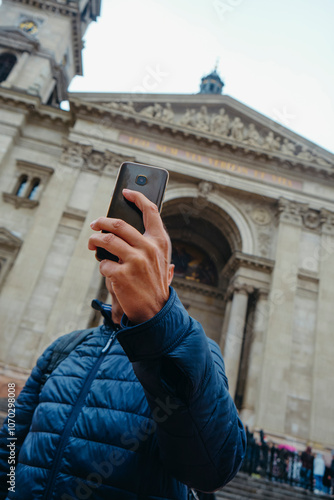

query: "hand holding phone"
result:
(89, 188), (174, 323)
(95, 162), (169, 262)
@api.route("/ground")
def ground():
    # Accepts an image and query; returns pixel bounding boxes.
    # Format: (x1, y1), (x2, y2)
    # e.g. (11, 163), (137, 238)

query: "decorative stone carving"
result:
(75, 100), (333, 169)
(297, 146), (331, 167)
(86, 151), (105, 172)
(194, 106), (210, 132)
(198, 181), (213, 198)
(320, 209), (334, 235)
(302, 210), (321, 230)
(101, 101), (120, 110)
(119, 101), (136, 113)
(296, 146), (313, 161)
(104, 151), (135, 175)
(281, 139), (296, 156)
(244, 123), (261, 146)
(60, 140), (133, 175)
(229, 117), (244, 142)
(257, 232), (272, 257)
(251, 207), (272, 226)
(278, 198), (306, 226)
(226, 281), (255, 299)
(178, 108), (196, 127)
(60, 140), (92, 168)
(314, 156), (330, 167)
(139, 103), (162, 119)
(160, 103), (174, 123)
(262, 131), (281, 151)
(278, 200), (334, 233)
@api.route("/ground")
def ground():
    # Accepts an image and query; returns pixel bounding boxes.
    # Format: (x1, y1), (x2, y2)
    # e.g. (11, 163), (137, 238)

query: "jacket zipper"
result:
(43, 330), (117, 500)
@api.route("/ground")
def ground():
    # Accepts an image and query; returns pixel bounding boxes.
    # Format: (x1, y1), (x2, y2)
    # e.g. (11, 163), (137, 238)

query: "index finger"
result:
(122, 189), (164, 236)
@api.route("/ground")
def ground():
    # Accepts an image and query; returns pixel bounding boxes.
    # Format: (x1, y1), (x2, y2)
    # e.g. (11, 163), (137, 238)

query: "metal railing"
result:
(241, 442), (314, 492)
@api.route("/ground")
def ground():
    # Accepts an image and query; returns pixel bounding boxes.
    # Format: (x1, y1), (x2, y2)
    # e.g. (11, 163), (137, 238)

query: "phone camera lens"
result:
(136, 175), (147, 186)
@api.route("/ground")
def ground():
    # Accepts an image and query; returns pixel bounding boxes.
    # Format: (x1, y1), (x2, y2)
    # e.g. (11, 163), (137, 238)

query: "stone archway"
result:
(161, 187), (254, 344)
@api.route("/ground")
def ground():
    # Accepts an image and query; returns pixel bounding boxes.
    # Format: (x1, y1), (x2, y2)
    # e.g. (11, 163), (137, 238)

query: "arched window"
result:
(15, 174), (28, 197)
(27, 178), (40, 200)
(0, 53), (17, 83)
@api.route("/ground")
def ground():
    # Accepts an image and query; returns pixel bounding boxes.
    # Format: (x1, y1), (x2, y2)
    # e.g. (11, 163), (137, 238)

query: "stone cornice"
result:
(0, 27), (40, 52)
(69, 98), (334, 183)
(172, 276), (225, 300)
(222, 251), (275, 279)
(0, 87), (72, 125)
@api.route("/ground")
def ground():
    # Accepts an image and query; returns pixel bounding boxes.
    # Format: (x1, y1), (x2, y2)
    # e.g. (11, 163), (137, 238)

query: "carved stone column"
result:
(219, 296), (232, 353)
(240, 289), (269, 428)
(309, 209), (334, 445)
(223, 284), (251, 399)
(257, 198), (304, 433)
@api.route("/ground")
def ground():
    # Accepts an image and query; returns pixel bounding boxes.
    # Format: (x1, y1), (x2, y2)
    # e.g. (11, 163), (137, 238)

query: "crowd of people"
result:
(243, 428), (334, 495)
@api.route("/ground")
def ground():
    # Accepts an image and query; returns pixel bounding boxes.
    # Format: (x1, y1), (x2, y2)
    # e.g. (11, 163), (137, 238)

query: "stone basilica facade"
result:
(0, 0), (334, 449)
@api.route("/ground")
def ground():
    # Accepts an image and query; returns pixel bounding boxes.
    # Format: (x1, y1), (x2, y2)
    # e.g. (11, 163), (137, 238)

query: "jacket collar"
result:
(91, 299), (120, 331)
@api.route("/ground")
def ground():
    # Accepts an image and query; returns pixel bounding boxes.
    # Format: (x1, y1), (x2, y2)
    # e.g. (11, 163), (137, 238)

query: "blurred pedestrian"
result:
(300, 446), (313, 490)
(313, 453), (325, 494)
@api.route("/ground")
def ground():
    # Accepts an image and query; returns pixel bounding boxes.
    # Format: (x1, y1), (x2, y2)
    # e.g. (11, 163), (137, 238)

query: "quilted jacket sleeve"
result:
(0, 340), (59, 499)
(118, 287), (246, 492)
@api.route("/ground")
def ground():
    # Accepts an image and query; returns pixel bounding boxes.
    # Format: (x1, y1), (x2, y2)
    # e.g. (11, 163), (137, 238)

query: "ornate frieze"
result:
(91, 100), (333, 170)
(320, 209), (334, 235)
(278, 198), (307, 226)
(278, 198), (334, 234)
(60, 140), (134, 175)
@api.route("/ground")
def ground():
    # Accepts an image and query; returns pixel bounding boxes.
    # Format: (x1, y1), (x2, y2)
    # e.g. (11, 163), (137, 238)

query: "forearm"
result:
(118, 287), (246, 491)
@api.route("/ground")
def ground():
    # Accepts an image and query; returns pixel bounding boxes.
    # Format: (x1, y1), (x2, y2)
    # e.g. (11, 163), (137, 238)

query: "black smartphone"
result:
(96, 161), (169, 261)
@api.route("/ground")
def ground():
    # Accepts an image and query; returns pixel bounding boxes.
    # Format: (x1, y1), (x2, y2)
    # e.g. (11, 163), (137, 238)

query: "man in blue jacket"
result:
(0, 189), (246, 499)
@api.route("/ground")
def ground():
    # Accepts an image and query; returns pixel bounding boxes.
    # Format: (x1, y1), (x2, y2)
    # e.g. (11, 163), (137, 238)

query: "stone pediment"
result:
(0, 27), (40, 52)
(69, 92), (334, 172)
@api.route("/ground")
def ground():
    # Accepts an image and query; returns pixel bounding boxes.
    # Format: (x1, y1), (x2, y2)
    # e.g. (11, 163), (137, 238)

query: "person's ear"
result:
(168, 264), (175, 285)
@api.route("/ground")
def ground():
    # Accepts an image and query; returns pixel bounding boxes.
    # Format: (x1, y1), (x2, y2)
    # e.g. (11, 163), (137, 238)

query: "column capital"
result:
(255, 288), (269, 300)
(320, 208), (334, 235)
(226, 282), (254, 299)
(277, 198), (307, 227)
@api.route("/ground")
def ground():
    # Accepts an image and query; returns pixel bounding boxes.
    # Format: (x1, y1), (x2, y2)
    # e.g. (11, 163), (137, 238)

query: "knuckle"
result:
(113, 218), (125, 230)
(103, 232), (115, 244)
(149, 203), (159, 214)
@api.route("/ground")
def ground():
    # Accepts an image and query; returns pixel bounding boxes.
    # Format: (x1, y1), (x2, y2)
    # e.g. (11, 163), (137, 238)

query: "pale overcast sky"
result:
(69, 0), (334, 154)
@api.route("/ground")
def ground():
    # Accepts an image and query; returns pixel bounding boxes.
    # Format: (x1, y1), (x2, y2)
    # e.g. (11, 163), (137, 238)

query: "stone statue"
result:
(244, 123), (261, 146)
(140, 103), (162, 119)
(119, 101), (136, 113)
(314, 156), (331, 167)
(107, 101), (120, 109)
(229, 117), (244, 142)
(262, 131), (280, 151)
(280, 138), (296, 156)
(210, 108), (230, 136)
(179, 108), (196, 127)
(160, 103), (174, 123)
(297, 146), (313, 161)
(198, 181), (213, 197)
(194, 105), (210, 131)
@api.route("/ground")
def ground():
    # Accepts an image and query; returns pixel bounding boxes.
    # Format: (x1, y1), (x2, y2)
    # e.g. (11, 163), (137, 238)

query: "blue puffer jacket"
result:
(0, 288), (246, 499)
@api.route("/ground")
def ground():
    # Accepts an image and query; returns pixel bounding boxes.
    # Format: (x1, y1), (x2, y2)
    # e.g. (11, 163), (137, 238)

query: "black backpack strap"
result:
(40, 328), (95, 390)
